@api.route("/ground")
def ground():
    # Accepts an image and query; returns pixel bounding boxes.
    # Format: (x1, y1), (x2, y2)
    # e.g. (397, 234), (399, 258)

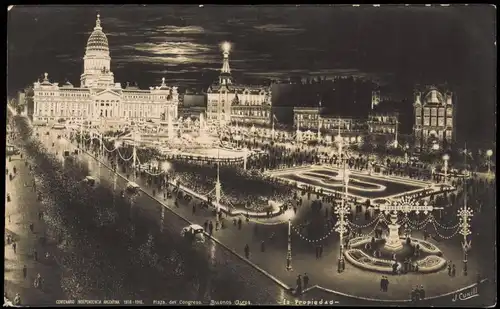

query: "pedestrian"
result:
(261, 240), (265, 252)
(12, 241), (16, 254)
(22, 265), (27, 279)
(380, 276), (385, 291)
(244, 244), (250, 259)
(319, 244), (323, 258)
(8, 214), (11, 223)
(208, 221), (214, 235)
(451, 264), (456, 277)
(296, 275), (302, 295)
(238, 218), (242, 230)
(14, 293), (21, 306)
(447, 263), (452, 276)
(385, 276), (390, 292)
(303, 273), (309, 290)
(29, 222), (34, 233)
(192, 204), (196, 214)
(419, 285), (425, 300)
(203, 220), (208, 232)
(215, 220), (220, 231)
(33, 249), (38, 261)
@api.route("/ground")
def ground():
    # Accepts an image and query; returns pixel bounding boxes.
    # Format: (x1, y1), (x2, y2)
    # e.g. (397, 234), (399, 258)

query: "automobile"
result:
(181, 224), (205, 243)
(126, 181), (141, 194)
(83, 176), (96, 186)
(52, 124), (66, 130)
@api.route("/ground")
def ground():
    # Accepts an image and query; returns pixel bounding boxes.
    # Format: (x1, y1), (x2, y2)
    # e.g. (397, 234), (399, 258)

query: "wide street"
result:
(29, 123), (494, 304)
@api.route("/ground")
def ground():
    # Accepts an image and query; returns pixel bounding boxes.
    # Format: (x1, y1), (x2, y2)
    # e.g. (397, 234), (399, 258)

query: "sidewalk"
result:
(4, 154), (66, 306)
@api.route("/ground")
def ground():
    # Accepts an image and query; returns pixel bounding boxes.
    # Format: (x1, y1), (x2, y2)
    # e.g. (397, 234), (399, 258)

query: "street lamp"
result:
(486, 149), (493, 174)
(335, 157), (350, 273)
(286, 219), (293, 271)
(458, 205), (473, 276)
(432, 143), (439, 151)
(442, 154), (450, 184)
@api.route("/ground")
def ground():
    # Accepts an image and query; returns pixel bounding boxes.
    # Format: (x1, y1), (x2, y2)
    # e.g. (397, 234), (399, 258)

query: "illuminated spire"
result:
(95, 14), (102, 31)
(219, 42), (232, 85)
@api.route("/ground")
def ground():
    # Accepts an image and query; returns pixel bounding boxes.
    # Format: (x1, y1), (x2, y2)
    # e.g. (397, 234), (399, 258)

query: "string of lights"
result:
(291, 223), (336, 243)
(431, 220), (460, 239)
(347, 213), (381, 228)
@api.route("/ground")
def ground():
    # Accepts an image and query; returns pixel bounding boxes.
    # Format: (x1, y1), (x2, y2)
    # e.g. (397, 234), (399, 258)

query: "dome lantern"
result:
(85, 13), (109, 55)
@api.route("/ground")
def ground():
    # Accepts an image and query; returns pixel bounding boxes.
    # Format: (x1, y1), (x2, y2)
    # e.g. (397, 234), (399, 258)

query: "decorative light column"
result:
(132, 129), (137, 181)
(458, 205), (473, 276)
(486, 149), (493, 174)
(286, 219), (293, 271)
(335, 157), (350, 273)
(442, 154), (450, 185)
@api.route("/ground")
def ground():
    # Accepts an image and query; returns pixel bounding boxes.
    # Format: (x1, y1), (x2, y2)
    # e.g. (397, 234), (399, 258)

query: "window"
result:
(430, 117), (436, 126)
(438, 118), (445, 126)
(424, 108), (430, 116)
(423, 117), (430, 126)
(438, 108), (445, 117)
(446, 108), (453, 117)
(431, 108), (437, 116)
(446, 118), (453, 127)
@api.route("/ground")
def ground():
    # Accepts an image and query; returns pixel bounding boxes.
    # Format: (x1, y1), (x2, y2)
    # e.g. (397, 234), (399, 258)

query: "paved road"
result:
(38, 126), (495, 304)
(20, 125), (296, 305)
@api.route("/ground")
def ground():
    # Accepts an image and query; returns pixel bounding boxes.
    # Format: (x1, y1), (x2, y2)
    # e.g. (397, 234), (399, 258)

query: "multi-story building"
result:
(206, 43), (271, 126)
(32, 14), (179, 126)
(293, 107), (365, 143)
(179, 91), (207, 119)
(413, 86), (456, 151)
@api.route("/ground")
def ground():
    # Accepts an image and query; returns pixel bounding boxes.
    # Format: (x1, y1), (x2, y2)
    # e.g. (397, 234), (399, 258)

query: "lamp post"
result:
(486, 149), (493, 174)
(335, 157), (350, 273)
(442, 154), (450, 185)
(458, 205), (473, 276)
(286, 219), (293, 271)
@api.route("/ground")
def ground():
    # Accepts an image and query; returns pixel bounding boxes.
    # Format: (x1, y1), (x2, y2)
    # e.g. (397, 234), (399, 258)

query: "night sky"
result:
(7, 5), (496, 143)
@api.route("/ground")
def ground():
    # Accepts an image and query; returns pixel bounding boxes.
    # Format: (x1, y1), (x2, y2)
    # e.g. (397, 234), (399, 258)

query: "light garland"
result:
(431, 221), (460, 239)
(291, 223), (337, 243)
(347, 213), (381, 228)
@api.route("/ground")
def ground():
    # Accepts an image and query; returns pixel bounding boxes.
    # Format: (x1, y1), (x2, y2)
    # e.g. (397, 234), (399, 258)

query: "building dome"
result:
(86, 14), (109, 54)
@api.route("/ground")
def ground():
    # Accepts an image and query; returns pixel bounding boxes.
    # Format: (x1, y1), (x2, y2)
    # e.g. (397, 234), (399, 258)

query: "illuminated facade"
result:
(207, 43), (271, 126)
(413, 86), (455, 151)
(32, 14), (178, 125)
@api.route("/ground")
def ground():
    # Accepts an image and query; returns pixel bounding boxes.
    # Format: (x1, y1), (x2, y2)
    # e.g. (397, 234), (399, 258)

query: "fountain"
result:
(384, 212), (403, 251)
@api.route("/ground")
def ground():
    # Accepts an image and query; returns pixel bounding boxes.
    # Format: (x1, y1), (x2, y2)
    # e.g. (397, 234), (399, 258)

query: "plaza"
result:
(266, 165), (433, 201)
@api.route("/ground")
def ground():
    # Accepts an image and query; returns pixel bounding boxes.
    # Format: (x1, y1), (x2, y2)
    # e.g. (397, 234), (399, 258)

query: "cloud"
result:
(254, 24), (305, 33)
(124, 41), (213, 56)
(157, 25), (206, 34)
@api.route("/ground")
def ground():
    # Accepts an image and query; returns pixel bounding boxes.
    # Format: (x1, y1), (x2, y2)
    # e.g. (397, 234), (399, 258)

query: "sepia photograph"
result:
(5, 4), (496, 307)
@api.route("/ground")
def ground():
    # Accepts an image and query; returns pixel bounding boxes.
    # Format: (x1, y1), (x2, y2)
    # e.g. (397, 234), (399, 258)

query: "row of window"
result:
(416, 107), (453, 117)
(231, 110), (269, 117)
(416, 117), (453, 127)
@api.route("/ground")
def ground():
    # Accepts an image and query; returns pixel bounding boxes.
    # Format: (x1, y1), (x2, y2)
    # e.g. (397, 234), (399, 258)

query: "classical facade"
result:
(32, 14), (178, 125)
(413, 86), (455, 151)
(206, 44), (271, 126)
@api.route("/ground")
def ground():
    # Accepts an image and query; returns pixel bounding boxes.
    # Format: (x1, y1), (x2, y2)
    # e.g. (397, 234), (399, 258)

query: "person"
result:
(244, 244), (250, 259)
(451, 264), (456, 277)
(33, 249), (38, 261)
(419, 285), (425, 300)
(215, 220), (220, 231)
(208, 221), (214, 235)
(261, 240), (265, 252)
(385, 276), (389, 292)
(8, 214), (11, 223)
(319, 244), (323, 258)
(14, 293), (21, 306)
(203, 220), (208, 232)
(380, 276), (385, 291)
(192, 204), (196, 215)
(12, 241), (16, 254)
(296, 275), (302, 295)
(303, 273), (309, 290)
(29, 222), (34, 233)
(238, 218), (242, 230)
(410, 288), (417, 302)
(448, 262), (452, 276)
(22, 265), (27, 279)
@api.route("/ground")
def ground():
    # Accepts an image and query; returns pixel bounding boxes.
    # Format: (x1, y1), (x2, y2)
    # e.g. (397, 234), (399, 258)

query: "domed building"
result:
(32, 14), (179, 126)
(413, 86), (456, 151)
